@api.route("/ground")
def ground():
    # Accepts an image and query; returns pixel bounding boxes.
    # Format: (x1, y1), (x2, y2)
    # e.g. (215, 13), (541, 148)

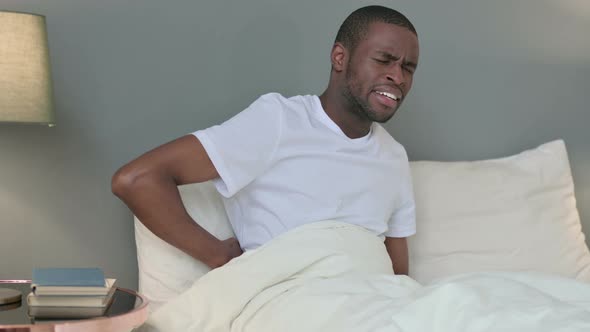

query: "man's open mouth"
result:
(375, 90), (399, 101)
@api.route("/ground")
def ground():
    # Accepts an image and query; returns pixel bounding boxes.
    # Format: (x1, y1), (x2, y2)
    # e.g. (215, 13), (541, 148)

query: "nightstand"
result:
(0, 280), (148, 332)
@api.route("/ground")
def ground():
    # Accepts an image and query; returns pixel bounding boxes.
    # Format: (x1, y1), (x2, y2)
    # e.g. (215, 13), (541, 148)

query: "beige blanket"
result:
(141, 221), (590, 332)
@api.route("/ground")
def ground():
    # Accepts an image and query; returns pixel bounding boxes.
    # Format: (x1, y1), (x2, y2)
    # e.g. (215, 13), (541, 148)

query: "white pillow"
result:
(408, 139), (590, 284)
(134, 181), (232, 312)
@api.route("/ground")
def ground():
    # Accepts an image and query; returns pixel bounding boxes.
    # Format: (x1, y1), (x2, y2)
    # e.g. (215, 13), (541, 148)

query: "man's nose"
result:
(386, 64), (404, 86)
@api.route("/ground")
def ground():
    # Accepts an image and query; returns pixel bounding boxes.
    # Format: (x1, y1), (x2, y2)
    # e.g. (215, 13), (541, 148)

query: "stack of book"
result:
(27, 267), (117, 319)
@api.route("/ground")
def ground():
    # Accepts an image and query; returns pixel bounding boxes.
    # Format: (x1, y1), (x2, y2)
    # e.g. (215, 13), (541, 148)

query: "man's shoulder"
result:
(255, 92), (316, 108)
(372, 124), (402, 147)
(372, 124), (409, 160)
(250, 92), (317, 119)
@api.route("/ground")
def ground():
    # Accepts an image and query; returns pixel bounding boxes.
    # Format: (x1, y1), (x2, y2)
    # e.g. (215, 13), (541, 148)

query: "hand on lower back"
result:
(207, 237), (243, 269)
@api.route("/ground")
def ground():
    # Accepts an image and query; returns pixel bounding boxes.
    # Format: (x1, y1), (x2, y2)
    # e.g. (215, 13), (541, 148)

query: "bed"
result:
(133, 139), (590, 331)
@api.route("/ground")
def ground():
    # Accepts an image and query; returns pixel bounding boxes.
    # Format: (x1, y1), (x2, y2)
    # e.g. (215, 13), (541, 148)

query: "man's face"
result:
(341, 22), (419, 123)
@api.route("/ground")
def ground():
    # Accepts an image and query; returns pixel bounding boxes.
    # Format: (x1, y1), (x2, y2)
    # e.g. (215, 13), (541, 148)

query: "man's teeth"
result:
(376, 91), (399, 101)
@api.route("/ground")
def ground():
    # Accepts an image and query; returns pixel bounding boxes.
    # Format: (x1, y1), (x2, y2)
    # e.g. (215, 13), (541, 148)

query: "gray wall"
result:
(1, 0), (588, 289)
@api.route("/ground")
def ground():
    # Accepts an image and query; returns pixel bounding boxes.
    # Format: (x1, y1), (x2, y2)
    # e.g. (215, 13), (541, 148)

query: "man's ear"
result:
(330, 43), (347, 72)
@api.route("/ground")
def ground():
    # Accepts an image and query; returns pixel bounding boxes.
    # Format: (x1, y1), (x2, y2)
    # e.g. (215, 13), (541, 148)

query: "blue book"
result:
(32, 268), (106, 287)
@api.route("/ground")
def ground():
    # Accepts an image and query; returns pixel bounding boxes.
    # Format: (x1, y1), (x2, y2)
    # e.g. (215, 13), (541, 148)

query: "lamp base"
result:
(0, 287), (22, 307)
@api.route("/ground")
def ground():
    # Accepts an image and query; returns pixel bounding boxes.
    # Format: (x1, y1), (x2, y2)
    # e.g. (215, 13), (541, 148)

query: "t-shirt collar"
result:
(311, 95), (373, 143)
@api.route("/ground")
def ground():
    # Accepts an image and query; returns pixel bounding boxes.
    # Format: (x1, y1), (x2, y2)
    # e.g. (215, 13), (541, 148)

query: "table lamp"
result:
(0, 10), (55, 126)
(0, 10), (55, 307)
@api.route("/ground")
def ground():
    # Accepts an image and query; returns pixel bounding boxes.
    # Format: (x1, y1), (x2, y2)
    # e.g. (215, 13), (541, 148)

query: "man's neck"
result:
(318, 90), (372, 139)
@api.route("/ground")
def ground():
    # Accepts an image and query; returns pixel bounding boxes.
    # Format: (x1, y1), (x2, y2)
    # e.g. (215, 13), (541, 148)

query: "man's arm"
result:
(384, 237), (409, 275)
(111, 134), (242, 269)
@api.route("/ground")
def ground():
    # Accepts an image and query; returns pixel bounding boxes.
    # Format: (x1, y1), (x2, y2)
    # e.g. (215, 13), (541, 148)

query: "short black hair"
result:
(335, 6), (417, 53)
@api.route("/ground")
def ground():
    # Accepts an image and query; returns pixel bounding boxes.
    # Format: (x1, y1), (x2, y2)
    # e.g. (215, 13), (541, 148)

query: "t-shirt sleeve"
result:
(385, 154), (416, 238)
(192, 93), (283, 197)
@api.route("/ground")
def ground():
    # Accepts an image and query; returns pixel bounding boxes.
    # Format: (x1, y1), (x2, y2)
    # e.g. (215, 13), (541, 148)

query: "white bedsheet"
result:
(140, 221), (590, 332)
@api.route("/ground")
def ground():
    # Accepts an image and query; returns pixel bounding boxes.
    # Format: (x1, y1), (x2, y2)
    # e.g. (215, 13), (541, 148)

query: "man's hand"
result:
(206, 237), (244, 269)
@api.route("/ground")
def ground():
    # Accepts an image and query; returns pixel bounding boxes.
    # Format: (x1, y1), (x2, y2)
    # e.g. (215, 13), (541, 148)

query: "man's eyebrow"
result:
(376, 51), (417, 68)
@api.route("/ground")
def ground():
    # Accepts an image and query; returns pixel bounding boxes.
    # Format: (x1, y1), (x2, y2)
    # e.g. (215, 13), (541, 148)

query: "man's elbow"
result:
(111, 164), (143, 199)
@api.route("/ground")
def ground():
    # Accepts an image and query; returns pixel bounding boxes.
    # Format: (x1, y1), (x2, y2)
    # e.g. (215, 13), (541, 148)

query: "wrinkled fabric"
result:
(141, 221), (590, 332)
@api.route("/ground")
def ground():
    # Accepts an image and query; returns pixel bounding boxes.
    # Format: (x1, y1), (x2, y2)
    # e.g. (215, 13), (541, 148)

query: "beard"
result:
(341, 66), (398, 124)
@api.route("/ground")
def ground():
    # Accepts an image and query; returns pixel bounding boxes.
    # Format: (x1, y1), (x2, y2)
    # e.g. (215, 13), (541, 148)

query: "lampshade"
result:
(0, 11), (55, 126)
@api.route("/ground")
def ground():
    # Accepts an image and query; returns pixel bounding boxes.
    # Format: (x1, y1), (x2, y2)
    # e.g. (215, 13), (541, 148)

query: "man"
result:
(112, 5), (419, 275)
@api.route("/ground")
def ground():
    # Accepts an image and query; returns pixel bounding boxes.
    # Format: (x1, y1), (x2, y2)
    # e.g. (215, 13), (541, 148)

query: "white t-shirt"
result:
(193, 93), (416, 250)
